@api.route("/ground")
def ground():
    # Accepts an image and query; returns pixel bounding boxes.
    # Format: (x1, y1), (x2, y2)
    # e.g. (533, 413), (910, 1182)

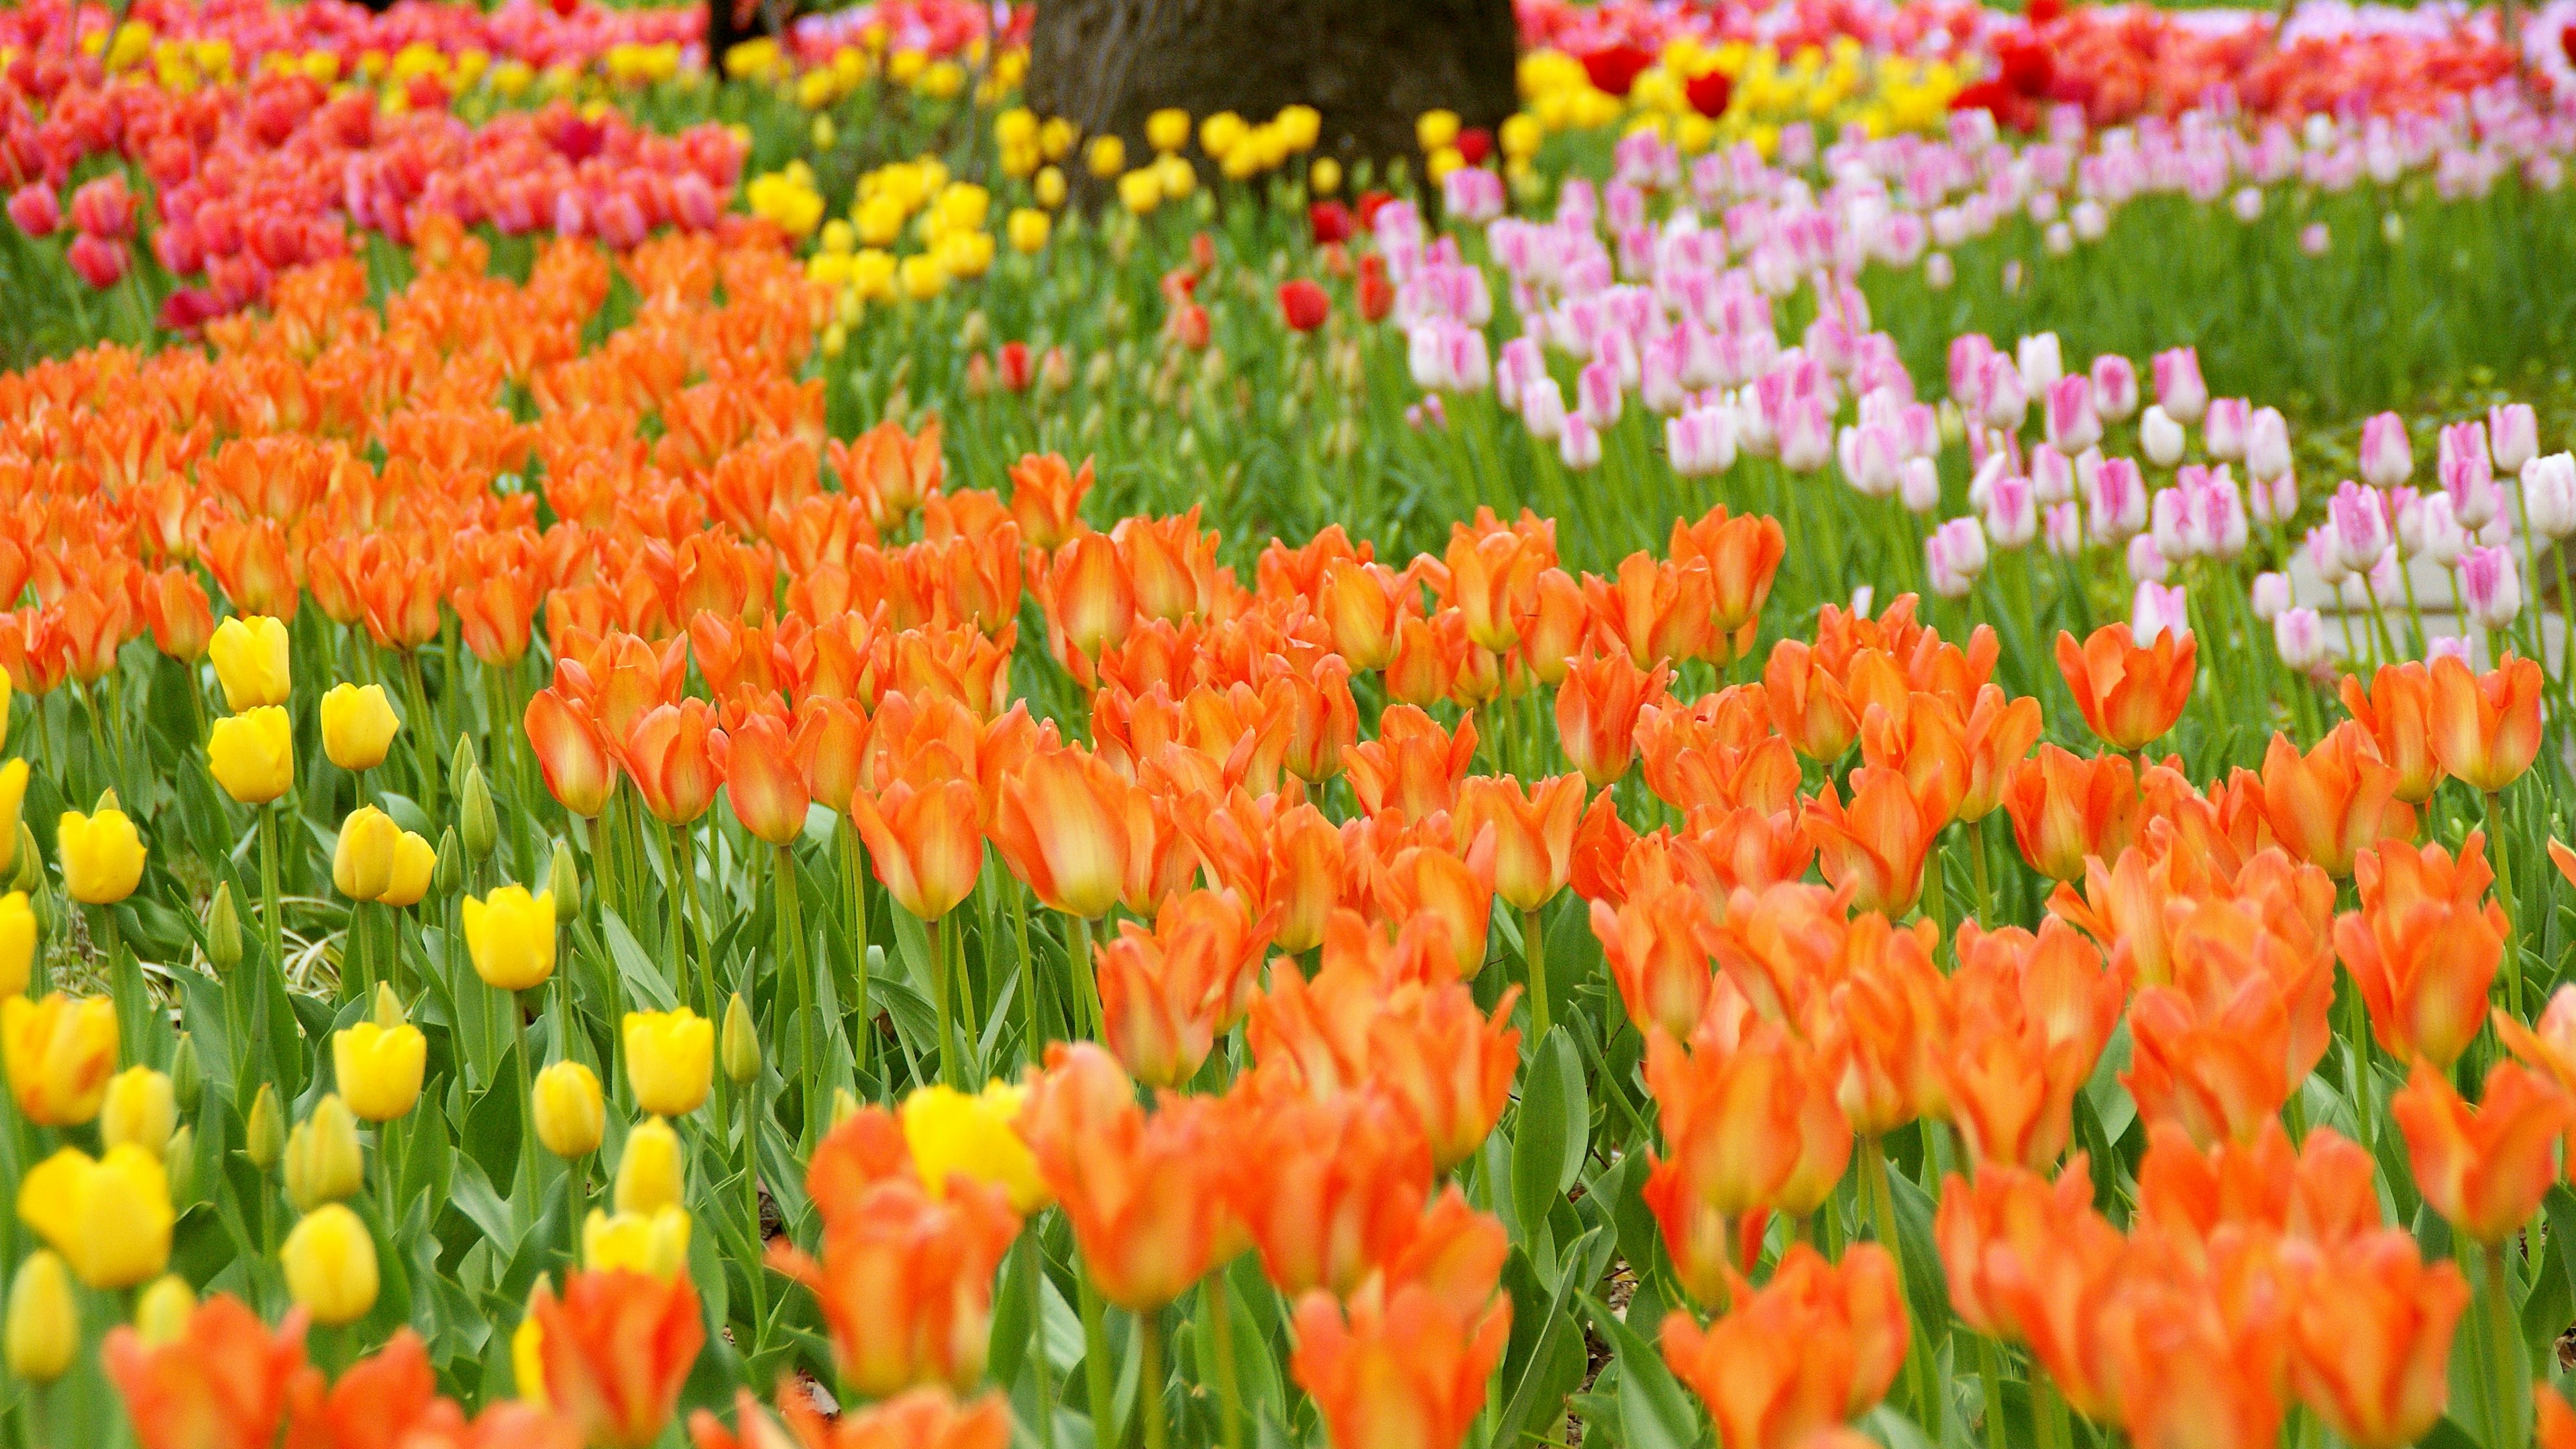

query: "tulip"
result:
(1764, 641), (1860, 761)
(2288, 1230), (2469, 1449)
(462, 883), (557, 991)
(4, 1250), (75, 1383)
(1017, 1042), (1234, 1310)
(334, 1018), (427, 1122)
(58, 806), (147, 904)
(1450, 774), (1583, 914)
(1095, 898), (1268, 1088)
(851, 767), (985, 924)
(378, 831), (437, 908)
(720, 710), (810, 846)
(2390, 1060), (2571, 1244)
(281, 1203), (380, 1327)
(2261, 722), (2416, 879)
(1556, 650), (1671, 788)
(2002, 745), (2141, 883)
(101, 1066), (176, 1158)
(319, 683), (402, 771)
(1008, 453), (1093, 551)
(1289, 1273), (1513, 1449)
(334, 805), (403, 902)
(535, 1061), (608, 1159)
(0, 892), (34, 1002)
(586, 1205), (692, 1281)
(2426, 653), (2543, 796)
(3, 992), (117, 1126)
(1231, 1086), (1435, 1299)
(1661, 1243), (1908, 1449)
(2055, 622), (2194, 751)
(615, 1116), (686, 1214)
(17, 1144), (172, 1288)
(901, 1080), (1051, 1212)
(2339, 662), (2442, 804)
(285, 1095), (364, 1212)
(987, 745), (1131, 920)
(525, 688), (618, 818)
(622, 700), (727, 825)
(625, 1009), (714, 1118)
(531, 1269), (707, 1449)
(207, 705), (296, 805)
(208, 614), (291, 710)
(104, 1294), (310, 1449)
(2333, 835), (2506, 1069)
(1805, 768), (1939, 918)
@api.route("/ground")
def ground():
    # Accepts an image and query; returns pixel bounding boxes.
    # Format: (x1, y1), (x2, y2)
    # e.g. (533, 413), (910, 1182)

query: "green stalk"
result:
(1205, 1267), (1243, 1449)
(774, 843), (818, 1139)
(1014, 884), (1043, 1067)
(932, 913), (961, 1089)
(1978, 1336), (2008, 1449)
(259, 805), (286, 1002)
(1020, 1234), (1059, 1449)
(401, 651), (439, 816)
(1862, 1134), (1927, 1419)
(2343, 973), (2378, 1169)
(1136, 1306), (1168, 1449)
(2487, 789), (2523, 1019)
(509, 988), (539, 1225)
(2480, 1244), (2524, 1449)
(1079, 1270), (1118, 1449)
(1523, 906), (1550, 1040)
(843, 819), (874, 1084)
(1072, 913), (1103, 1041)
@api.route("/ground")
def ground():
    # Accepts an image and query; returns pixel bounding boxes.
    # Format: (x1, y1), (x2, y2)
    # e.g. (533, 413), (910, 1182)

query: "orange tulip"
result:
(849, 755), (985, 923)
(203, 516), (299, 621)
(718, 710), (809, 847)
(139, 568), (213, 661)
(1518, 566), (1587, 686)
(769, 1109), (1021, 1400)
(2133, 1120), (2381, 1256)
(1804, 767), (1939, 918)
(1643, 1018), (1806, 1219)
(1032, 533), (1134, 682)
(1228, 1079), (1434, 1299)
(1017, 1044), (1237, 1310)
(2259, 722), (2416, 879)
(2497, 983), (2576, 1095)
(621, 700), (727, 826)
(2426, 653), (2544, 795)
(1941, 921), (2125, 1171)
(1186, 792), (1342, 955)
(1639, 1152), (1771, 1309)
(1368, 828), (1497, 979)
(1583, 552), (1715, 669)
(1273, 656), (1358, 784)
(1321, 559), (1407, 674)
(1670, 504), (1786, 637)
(282, 1329), (504, 1449)
(2544, 1387), (2576, 1449)
(1815, 918), (1954, 1136)
(1384, 609), (1468, 709)
(2002, 746), (2141, 883)
(1591, 865), (1718, 1042)
(2125, 979), (2294, 1149)
(1095, 888), (1276, 1088)
(840, 418), (945, 520)
(525, 688), (617, 818)
(2106, 1275), (2286, 1449)
(1346, 706), (1477, 822)
(2339, 662), (2443, 804)
(1764, 639), (1859, 760)
(1661, 1243), (1908, 1449)
(1289, 1269), (1511, 1449)
(2332, 834), (2506, 1068)
(1443, 523), (1537, 652)
(1007, 453), (1093, 551)
(557, 631), (688, 747)
(453, 573), (541, 667)
(987, 744), (1132, 920)
(1980, 1175), (2134, 1419)
(1450, 774), (1585, 912)
(2287, 1230), (2469, 1449)
(1955, 684), (2044, 823)
(1555, 649), (1671, 788)
(1364, 971), (1521, 1172)
(104, 1293), (313, 1449)
(1857, 691), (1970, 828)
(2390, 1059), (2572, 1244)
(530, 1269), (705, 1449)
(2055, 622), (2194, 751)
(1933, 1157), (2104, 1346)
(794, 695), (870, 816)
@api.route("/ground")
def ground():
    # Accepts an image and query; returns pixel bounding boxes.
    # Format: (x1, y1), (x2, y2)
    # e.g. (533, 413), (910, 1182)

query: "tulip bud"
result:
(463, 885), (557, 991)
(8, 824), (36, 894)
(533, 1060), (606, 1159)
(584, 1203), (693, 1280)
(832, 1087), (861, 1130)
(101, 1066), (176, 1159)
(281, 1202), (379, 1327)
(169, 1033), (201, 1112)
(720, 993), (759, 1086)
(549, 839), (582, 918)
(333, 1012), (426, 1124)
(623, 1008), (714, 1118)
(284, 1094), (364, 1212)
(164, 1125), (196, 1207)
(208, 706), (296, 805)
(614, 1116), (686, 1215)
(431, 827), (463, 898)
(0, 890), (32, 999)
(133, 1274), (196, 1346)
(319, 683), (402, 772)
(207, 616), (290, 712)
(244, 1083), (284, 1171)
(205, 883), (242, 975)
(3, 1251), (75, 1382)
(333, 806), (402, 902)
(458, 759), (498, 865)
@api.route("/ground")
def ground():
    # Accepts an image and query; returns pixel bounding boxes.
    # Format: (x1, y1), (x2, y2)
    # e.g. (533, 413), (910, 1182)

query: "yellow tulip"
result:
(16, 1144), (172, 1289)
(284, 1094), (364, 1212)
(208, 706), (294, 804)
(614, 1115), (686, 1213)
(133, 1274), (195, 1345)
(1499, 112), (1542, 160)
(3, 994), (117, 1126)
(334, 805), (401, 902)
(900, 1079), (1051, 1212)
(1310, 156), (1342, 196)
(380, 831), (437, 909)
(1155, 152), (1197, 200)
(513, 1309), (548, 1409)
(1416, 108), (1461, 152)
(100, 1066), (175, 1158)
(1145, 107), (1190, 152)
(1198, 111), (1246, 159)
(282, 1203), (379, 1326)
(1276, 104), (1322, 152)
(623, 1009), (713, 1119)
(583, 1205), (691, 1280)
(207, 615), (290, 711)
(3, 1251), (75, 1381)
(1034, 166), (1067, 209)
(533, 1060), (605, 1159)
(1039, 115), (1077, 160)
(56, 807), (145, 904)
(1085, 133), (1126, 179)
(319, 682), (401, 771)
(0, 758), (25, 873)
(1007, 207), (1051, 254)
(462, 885), (555, 991)
(0, 891), (33, 999)
(1117, 167), (1162, 214)
(333, 1020), (425, 1122)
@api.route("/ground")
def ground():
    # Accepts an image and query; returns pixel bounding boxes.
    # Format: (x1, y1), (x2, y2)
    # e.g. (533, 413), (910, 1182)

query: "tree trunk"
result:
(1026, 0), (1517, 183)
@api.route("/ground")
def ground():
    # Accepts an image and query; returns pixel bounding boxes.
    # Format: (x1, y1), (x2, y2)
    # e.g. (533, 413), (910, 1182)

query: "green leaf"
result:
(600, 908), (679, 1012)
(448, 1155), (521, 1256)
(1860, 1405), (1940, 1449)
(1513, 1026), (1587, 1248)
(1578, 1289), (1703, 1449)
(1496, 1228), (1599, 1449)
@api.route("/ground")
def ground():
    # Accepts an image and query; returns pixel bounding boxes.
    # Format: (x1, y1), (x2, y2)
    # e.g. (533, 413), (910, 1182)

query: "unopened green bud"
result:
(431, 828), (462, 897)
(549, 839), (582, 918)
(205, 884), (242, 975)
(168, 1034), (202, 1112)
(244, 1083), (284, 1172)
(164, 1125), (197, 1208)
(721, 993), (759, 1087)
(458, 763), (496, 864)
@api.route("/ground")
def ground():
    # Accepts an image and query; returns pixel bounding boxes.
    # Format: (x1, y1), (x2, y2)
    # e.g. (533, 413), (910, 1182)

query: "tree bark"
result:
(1026, 0), (1517, 181)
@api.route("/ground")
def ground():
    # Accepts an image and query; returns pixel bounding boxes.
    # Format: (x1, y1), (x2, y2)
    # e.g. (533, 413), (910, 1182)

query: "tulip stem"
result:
(2481, 1243), (2524, 1449)
(402, 652), (439, 816)
(774, 843), (818, 1141)
(1136, 1306), (1169, 1449)
(1976, 1335), (2006, 1449)
(1523, 907), (1550, 1041)
(843, 821), (872, 1087)
(1072, 914), (1104, 1042)
(1205, 1266), (1243, 1449)
(259, 803), (286, 1005)
(1018, 1234), (1059, 1449)
(932, 914), (961, 1089)
(509, 987), (539, 1225)
(2487, 789), (2523, 1018)
(1966, 818), (1994, 924)
(1077, 1270), (1118, 1449)
(1013, 885), (1042, 1066)
(2343, 972), (2377, 1169)
(1860, 1135), (1927, 1419)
